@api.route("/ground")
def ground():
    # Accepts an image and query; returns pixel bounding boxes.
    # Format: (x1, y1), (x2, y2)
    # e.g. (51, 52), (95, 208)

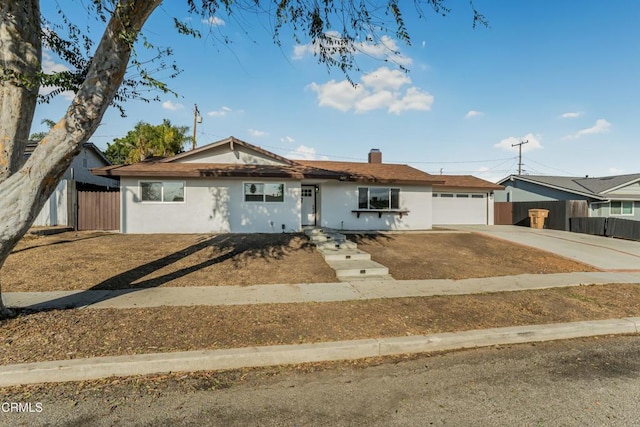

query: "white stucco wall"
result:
(33, 179), (69, 226)
(317, 182), (432, 231)
(121, 177), (301, 234)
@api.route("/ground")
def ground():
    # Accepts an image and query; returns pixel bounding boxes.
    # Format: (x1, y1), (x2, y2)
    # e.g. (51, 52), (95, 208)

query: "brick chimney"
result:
(368, 149), (382, 164)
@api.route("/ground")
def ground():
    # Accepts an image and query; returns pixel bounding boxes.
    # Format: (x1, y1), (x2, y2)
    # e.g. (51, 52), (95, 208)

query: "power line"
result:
(256, 142), (517, 166)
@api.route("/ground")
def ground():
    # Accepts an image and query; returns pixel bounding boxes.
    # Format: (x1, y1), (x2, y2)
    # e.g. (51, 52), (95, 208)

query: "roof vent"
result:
(368, 149), (382, 164)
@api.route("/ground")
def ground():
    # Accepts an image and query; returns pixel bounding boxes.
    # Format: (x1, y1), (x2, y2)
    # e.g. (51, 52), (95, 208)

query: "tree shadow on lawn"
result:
(11, 233), (109, 255)
(346, 232), (395, 245)
(17, 233), (313, 314)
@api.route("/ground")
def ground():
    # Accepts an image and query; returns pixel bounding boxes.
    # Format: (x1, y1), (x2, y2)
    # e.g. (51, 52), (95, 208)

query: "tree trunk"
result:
(0, 0), (161, 319)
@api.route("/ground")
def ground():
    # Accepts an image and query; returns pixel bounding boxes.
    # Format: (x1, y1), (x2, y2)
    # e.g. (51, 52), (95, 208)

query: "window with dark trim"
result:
(358, 187), (400, 210)
(244, 183), (285, 202)
(610, 201), (633, 215)
(140, 181), (185, 202)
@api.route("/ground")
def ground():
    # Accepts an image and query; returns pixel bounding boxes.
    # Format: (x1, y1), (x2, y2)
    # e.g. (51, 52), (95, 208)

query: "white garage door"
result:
(432, 192), (488, 225)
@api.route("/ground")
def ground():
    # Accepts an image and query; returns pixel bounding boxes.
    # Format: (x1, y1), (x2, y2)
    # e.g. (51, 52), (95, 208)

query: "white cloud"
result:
(608, 167), (624, 175)
(286, 145), (329, 160)
(563, 119), (611, 140)
(307, 80), (366, 112)
(560, 111), (582, 119)
(388, 87), (434, 114)
(465, 110), (483, 119)
(203, 16), (225, 26)
(307, 66), (433, 115)
(162, 100), (184, 111)
(39, 51), (74, 100)
(42, 51), (69, 74)
(355, 90), (395, 113)
(494, 133), (543, 152)
(281, 136), (295, 143)
(207, 106), (232, 117)
(293, 32), (411, 66)
(360, 67), (411, 91)
(248, 128), (267, 137)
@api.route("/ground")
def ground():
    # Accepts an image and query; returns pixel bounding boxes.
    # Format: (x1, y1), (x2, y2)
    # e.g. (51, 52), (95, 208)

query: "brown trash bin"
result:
(528, 209), (549, 229)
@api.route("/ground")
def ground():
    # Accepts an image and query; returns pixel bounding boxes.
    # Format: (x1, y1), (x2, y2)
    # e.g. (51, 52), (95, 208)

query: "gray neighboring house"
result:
(496, 174), (640, 221)
(25, 141), (118, 227)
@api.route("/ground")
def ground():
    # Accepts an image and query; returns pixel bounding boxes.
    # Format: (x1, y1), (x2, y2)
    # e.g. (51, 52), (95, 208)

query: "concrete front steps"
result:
(305, 228), (391, 281)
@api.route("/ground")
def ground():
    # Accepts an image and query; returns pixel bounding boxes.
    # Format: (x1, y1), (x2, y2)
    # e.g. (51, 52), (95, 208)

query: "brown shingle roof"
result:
(92, 162), (346, 180)
(433, 175), (504, 191)
(296, 160), (445, 185)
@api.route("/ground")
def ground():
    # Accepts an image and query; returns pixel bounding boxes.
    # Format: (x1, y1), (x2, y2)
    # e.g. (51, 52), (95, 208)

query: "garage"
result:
(432, 192), (489, 225)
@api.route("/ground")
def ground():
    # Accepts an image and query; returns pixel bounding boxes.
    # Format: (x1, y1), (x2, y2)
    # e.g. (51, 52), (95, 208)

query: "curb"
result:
(1, 318), (639, 387)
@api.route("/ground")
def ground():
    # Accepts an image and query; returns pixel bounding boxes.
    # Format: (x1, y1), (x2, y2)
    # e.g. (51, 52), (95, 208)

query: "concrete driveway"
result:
(448, 225), (640, 271)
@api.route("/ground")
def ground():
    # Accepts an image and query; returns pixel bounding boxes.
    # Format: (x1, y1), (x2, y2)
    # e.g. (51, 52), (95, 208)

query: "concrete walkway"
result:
(6, 271), (640, 310)
(449, 225), (640, 271)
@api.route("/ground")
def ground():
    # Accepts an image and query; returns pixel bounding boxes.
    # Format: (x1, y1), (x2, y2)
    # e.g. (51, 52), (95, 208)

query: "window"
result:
(358, 187), (400, 210)
(456, 194), (469, 198)
(440, 193), (454, 198)
(471, 194), (485, 199)
(140, 181), (184, 202)
(244, 182), (284, 202)
(301, 188), (314, 197)
(610, 201), (633, 215)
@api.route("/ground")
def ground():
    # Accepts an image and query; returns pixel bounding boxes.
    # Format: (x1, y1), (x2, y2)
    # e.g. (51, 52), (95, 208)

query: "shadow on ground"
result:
(15, 233), (314, 315)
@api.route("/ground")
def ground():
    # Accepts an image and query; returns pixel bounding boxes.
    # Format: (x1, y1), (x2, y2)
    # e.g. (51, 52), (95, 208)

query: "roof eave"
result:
(503, 175), (605, 200)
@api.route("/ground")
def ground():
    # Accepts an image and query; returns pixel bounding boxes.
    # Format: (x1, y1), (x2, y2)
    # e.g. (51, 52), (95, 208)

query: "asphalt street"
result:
(5, 335), (640, 426)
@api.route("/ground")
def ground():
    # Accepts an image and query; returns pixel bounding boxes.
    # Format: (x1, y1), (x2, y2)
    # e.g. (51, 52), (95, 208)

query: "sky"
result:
(33, 1), (640, 183)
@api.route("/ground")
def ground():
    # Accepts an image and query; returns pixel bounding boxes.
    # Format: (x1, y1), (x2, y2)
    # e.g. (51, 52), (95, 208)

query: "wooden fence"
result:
(494, 202), (513, 225)
(77, 189), (120, 231)
(571, 217), (640, 241)
(494, 200), (588, 231)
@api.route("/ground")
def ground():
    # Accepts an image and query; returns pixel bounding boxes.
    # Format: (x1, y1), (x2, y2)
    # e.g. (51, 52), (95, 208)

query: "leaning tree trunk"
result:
(0, 0), (161, 319)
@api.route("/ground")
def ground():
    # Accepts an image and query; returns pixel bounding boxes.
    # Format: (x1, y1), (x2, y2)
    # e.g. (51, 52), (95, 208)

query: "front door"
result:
(301, 185), (316, 226)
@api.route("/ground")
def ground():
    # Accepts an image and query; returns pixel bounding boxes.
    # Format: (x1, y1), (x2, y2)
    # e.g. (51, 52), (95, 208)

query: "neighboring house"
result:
(26, 142), (118, 227)
(93, 136), (502, 233)
(496, 174), (640, 221)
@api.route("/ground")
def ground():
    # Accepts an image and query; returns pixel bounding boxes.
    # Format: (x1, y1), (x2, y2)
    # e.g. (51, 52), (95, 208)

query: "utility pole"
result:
(511, 140), (528, 175)
(192, 104), (202, 150)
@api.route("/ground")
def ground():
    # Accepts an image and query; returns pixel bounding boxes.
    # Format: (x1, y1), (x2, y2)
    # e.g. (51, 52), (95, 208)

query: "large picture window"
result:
(358, 187), (400, 210)
(610, 201), (633, 215)
(244, 183), (285, 202)
(140, 181), (185, 202)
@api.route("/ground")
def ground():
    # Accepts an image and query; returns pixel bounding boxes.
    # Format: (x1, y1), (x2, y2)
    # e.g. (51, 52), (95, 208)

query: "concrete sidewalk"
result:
(5, 271), (640, 311)
(3, 271), (640, 386)
(1, 318), (639, 387)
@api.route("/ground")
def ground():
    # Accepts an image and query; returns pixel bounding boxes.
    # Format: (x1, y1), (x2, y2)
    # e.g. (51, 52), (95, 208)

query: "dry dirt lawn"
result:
(0, 230), (624, 367)
(348, 232), (599, 280)
(3, 230), (596, 292)
(3, 232), (337, 292)
(1, 284), (640, 365)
